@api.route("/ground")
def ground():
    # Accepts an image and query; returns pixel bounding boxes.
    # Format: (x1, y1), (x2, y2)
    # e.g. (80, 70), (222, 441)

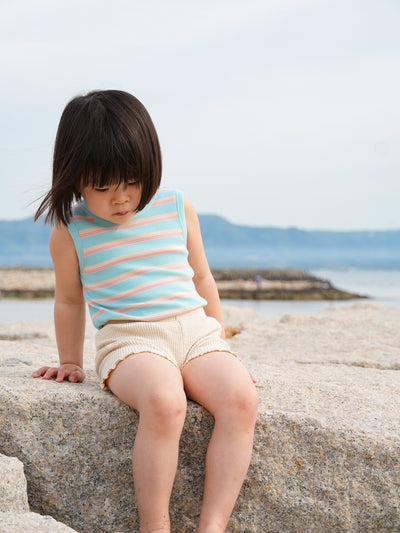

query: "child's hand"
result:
(32, 364), (85, 383)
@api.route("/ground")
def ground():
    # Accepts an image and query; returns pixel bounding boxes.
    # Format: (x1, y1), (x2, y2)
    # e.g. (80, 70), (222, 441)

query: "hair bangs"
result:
(78, 112), (147, 190)
(79, 159), (139, 191)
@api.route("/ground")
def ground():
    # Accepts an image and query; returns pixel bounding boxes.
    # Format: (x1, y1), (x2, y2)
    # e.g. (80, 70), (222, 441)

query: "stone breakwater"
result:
(0, 268), (364, 300)
(0, 303), (399, 532)
(0, 269), (55, 298)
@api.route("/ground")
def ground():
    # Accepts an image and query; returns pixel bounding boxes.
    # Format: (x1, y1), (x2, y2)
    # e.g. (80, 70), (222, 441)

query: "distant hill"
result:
(0, 215), (399, 269)
(0, 217), (52, 267)
(199, 215), (400, 269)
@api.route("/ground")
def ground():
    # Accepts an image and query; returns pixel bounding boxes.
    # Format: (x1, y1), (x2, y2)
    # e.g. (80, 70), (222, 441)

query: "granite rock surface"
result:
(0, 512), (78, 532)
(0, 454), (29, 513)
(0, 453), (78, 532)
(0, 303), (399, 532)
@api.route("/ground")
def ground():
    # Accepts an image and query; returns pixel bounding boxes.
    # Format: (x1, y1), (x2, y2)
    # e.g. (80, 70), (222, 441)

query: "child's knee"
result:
(236, 385), (258, 422)
(142, 388), (187, 432)
(219, 384), (258, 427)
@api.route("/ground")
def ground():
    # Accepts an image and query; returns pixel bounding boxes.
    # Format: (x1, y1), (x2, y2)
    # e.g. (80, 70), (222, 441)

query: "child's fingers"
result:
(31, 366), (67, 381)
(61, 366), (85, 383)
(43, 367), (61, 380)
(31, 366), (51, 378)
(68, 368), (85, 383)
(65, 370), (81, 383)
(32, 365), (85, 383)
(56, 367), (84, 383)
(56, 367), (66, 382)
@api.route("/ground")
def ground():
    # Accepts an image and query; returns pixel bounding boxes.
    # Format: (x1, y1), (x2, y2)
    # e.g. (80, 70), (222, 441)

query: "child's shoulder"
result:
(151, 187), (186, 207)
(69, 201), (92, 219)
(49, 222), (76, 255)
(156, 186), (184, 198)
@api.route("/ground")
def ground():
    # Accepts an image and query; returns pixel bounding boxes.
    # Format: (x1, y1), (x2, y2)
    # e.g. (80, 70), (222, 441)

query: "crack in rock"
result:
(0, 358), (33, 367)
(0, 332), (47, 341)
(296, 360), (400, 370)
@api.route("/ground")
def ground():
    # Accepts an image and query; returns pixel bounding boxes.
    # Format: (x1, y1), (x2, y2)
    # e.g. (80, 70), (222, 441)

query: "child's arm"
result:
(185, 197), (226, 338)
(32, 224), (86, 383)
(185, 197), (257, 382)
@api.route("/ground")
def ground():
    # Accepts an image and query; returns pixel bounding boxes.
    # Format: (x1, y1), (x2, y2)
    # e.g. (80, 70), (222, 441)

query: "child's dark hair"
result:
(35, 90), (162, 225)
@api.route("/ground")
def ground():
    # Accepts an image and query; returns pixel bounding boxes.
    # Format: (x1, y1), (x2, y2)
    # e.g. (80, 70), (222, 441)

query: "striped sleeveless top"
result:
(67, 188), (207, 329)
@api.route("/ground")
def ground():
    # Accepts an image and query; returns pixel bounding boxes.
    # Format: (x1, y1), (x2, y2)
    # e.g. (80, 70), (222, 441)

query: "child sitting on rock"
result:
(32, 90), (258, 533)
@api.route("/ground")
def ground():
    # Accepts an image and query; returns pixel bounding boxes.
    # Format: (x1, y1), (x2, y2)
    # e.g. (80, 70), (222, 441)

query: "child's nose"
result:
(112, 186), (129, 204)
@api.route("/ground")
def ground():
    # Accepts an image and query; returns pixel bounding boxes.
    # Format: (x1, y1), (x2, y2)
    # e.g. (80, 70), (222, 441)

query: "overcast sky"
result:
(1, 0), (399, 230)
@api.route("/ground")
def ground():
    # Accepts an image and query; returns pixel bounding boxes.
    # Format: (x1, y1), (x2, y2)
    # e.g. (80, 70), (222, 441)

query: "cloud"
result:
(0, 0), (399, 229)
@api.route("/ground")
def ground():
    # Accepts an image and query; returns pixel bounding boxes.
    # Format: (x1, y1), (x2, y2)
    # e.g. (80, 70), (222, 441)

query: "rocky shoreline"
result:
(0, 268), (365, 301)
(212, 268), (365, 300)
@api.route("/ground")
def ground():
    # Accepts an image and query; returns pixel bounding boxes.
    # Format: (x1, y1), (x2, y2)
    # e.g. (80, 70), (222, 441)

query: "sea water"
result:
(0, 269), (399, 322)
(222, 269), (400, 315)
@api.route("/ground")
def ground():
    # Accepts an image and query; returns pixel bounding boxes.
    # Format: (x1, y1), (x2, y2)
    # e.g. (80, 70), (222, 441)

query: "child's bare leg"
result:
(182, 352), (258, 533)
(107, 353), (187, 533)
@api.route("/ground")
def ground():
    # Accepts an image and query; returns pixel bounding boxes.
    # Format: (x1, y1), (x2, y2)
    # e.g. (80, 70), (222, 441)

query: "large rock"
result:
(0, 511), (78, 533)
(0, 303), (399, 532)
(0, 454), (29, 513)
(0, 512), (78, 533)
(0, 454), (78, 532)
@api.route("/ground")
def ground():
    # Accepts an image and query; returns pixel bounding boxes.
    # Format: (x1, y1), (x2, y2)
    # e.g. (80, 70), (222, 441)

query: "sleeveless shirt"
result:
(67, 188), (207, 329)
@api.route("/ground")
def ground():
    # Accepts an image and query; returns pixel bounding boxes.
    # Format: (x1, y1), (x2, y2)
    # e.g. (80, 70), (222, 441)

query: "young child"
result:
(32, 90), (258, 533)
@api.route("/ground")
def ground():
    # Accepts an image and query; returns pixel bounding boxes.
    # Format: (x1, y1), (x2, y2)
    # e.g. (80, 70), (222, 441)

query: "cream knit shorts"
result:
(95, 307), (237, 389)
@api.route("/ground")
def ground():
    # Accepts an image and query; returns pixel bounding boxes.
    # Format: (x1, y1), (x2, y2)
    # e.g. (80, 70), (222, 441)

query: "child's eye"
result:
(95, 187), (109, 192)
(128, 181), (138, 187)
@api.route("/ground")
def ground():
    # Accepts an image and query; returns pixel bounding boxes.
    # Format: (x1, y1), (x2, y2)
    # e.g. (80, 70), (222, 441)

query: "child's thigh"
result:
(181, 352), (257, 415)
(107, 352), (185, 412)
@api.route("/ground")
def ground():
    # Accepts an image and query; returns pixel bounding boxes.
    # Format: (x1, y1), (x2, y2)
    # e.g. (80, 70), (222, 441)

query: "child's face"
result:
(80, 181), (142, 223)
